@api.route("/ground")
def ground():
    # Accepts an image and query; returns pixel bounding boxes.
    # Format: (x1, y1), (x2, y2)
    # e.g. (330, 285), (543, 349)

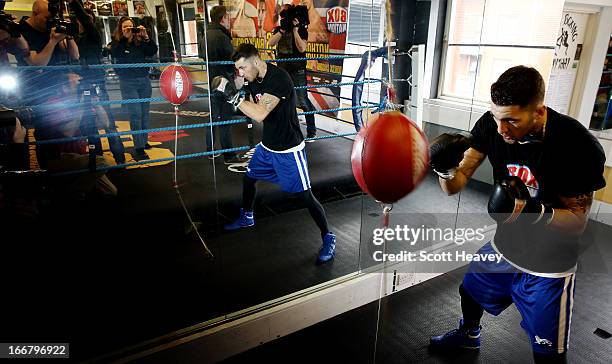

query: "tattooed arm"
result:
(440, 148), (486, 195)
(548, 192), (594, 234)
(237, 93), (281, 123)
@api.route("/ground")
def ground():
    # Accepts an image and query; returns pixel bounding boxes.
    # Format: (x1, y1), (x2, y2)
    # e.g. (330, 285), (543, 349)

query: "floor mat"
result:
(100, 121), (178, 169)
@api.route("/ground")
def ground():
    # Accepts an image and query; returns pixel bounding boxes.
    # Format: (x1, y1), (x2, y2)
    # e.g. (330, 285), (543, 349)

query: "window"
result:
(181, 4), (198, 57)
(347, 0), (382, 46)
(341, 0), (386, 104)
(440, 0), (564, 102)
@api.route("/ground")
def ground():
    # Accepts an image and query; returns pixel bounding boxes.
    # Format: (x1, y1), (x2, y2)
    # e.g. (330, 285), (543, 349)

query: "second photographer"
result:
(268, 4), (317, 141)
(69, 0), (125, 164)
(110, 17), (157, 161)
(17, 0), (79, 103)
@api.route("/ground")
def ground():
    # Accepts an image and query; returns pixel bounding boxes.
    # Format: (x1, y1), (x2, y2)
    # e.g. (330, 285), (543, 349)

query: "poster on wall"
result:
(545, 12), (589, 115)
(129, 0), (147, 17)
(226, 0), (349, 115)
(97, 1), (112, 16)
(83, 0), (98, 15)
(155, 5), (169, 32)
(196, 0), (204, 15)
(112, 0), (129, 16)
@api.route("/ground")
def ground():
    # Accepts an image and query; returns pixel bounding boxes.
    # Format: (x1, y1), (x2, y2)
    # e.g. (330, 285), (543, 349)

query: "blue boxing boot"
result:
(430, 318), (481, 350)
(224, 208), (254, 230)
(316, 232), (336, 264)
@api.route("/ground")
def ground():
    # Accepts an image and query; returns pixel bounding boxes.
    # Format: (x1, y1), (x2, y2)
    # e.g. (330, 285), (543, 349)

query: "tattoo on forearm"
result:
(260, 94), (277, 112)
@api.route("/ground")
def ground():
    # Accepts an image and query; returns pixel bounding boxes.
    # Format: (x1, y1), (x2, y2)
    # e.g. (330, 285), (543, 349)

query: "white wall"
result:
(570, 6), (612, 126)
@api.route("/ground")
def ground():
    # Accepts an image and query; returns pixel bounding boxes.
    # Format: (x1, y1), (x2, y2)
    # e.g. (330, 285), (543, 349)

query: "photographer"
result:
(110, 16), (157, 161)
(17, 0), (79, 107)
(0, 112), (39, 221)
(268, 4), (317, 141)
(204, 5), (242, 164)
(18, 0), (79, 67)
(0, 7), (37, 219)
(0, 9), (31, 65)
(35, 72), (116, 198)
(1, 27), (31, 107)
(69, 0), (125, 164)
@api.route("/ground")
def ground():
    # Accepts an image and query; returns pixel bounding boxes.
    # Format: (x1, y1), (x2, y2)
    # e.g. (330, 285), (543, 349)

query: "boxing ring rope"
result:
(51, 129), (361, 176)
(17, 55), (364, 70)
(308, 89), (380, 105)
(32, 103), (370, 148)
(13, 53), (390, 180)
(28, 94), (210, 109)
(22, 78), (380, 109)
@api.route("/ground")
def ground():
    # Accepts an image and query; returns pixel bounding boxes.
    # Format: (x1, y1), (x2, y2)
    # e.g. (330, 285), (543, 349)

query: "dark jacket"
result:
(1, 143), (28, 171)
(110, 38), (158, 79)
(205, 22), (235, 80)
(0, 107), (29, 172)
(70, 0), (104, 79)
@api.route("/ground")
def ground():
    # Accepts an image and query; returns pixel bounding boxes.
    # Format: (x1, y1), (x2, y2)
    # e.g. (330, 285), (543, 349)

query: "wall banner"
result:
(545, 12), (589, 115)
(225, 0), (350, 115)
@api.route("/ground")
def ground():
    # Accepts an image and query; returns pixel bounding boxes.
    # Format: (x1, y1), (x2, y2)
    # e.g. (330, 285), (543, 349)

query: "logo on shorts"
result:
(534, 335), (553, 347)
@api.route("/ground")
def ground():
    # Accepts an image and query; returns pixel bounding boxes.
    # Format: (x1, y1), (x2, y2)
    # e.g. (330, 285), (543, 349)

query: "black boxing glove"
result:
(487, 176), (553, 225)
(429, 133), (473, 179)
(211, 76), (245, 109)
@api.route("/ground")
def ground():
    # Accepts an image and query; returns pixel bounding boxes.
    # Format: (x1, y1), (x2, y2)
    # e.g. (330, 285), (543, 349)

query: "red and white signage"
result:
(326, 6), (347, 34)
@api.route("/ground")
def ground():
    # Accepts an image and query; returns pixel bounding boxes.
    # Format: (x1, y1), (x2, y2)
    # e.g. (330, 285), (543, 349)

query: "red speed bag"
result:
(351, 111), (429, 204)
(159, 64), (193, 105)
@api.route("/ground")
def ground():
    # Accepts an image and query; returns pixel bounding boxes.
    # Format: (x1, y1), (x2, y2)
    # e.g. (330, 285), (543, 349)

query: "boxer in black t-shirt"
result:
(212, 43), (336, 264)
(428, 66), (605, 363)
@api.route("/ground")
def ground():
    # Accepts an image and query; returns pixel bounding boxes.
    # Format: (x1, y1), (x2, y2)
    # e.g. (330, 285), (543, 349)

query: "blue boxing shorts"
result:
(462, 242), (576, 355)
(246, 142), (311, 193)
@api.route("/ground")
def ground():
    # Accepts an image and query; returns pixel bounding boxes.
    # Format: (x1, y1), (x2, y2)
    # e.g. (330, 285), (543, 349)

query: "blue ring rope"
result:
(51, 130), (358, 176)
(34, 118), (248, 145)
(16, 54), (365, 71)
(32, 104), (373, 146)
(19, 80), (380, 110)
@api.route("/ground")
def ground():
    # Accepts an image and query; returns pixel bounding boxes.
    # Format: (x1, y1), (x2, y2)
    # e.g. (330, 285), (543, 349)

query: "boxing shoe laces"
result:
(317, 232), (336, 264)
(430, 318), (481, 350)
(224, 208), (254, 230)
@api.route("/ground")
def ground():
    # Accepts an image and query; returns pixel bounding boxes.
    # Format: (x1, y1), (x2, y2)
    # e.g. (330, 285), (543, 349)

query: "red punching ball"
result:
(351, 111), (429, 204)
(159, 64), (193, 105)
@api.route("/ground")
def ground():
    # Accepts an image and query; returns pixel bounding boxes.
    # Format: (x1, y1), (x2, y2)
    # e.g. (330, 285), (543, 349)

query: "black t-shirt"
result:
(245, 64), (304, 151)
(17, 17), (72, 67)
(17, 18), (73, 104)
(276, 26), (308, 73)
(471, 107), (606, 274)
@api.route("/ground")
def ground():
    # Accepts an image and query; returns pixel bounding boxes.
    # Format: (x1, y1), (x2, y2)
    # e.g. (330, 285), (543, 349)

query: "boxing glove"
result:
(429, 133), (473, 179)
(211, 76), (245, 109)
(487, 176), (552, 225)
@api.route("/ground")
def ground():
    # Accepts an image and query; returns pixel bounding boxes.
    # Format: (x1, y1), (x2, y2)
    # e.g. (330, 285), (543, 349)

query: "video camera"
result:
(0, 107), (16, 127)
(0, 1), (21, 38)
(279, 4), (309, 33)
(47, 0), (79, 37)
